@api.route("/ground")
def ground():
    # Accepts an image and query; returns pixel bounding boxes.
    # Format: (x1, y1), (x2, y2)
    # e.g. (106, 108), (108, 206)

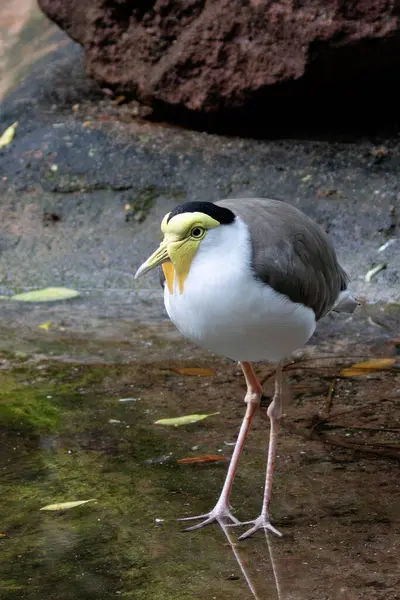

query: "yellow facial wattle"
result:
(161, 261), (175, 294)
(165, 236), (201, 294)
(135, 210), (220, 294)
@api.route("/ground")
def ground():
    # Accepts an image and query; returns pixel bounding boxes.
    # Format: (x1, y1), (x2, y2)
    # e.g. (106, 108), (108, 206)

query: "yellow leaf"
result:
(172, 367), (216, 377)
(40, 499), (97, 511)
(4, 586), (25, 591)
(365, 264), (386, 283)
(155, 412), (220, 426)
(38, 321), (52, 331)
(0, 121), (18, 148)
(341, 358), (396, 377)
(2, 287), (80, 302)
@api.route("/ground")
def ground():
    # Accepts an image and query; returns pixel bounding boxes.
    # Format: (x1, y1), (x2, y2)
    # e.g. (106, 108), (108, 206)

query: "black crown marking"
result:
(167, 201), (235, 225)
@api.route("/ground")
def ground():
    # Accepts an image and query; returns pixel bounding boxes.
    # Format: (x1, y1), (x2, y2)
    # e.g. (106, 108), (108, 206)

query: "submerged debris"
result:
(40, 499), (97, 511)
(177, 455), (228, 464)
(119, 397), (138, 402)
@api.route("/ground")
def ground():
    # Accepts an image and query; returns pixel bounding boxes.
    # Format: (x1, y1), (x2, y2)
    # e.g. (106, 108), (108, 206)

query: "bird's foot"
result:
(178, 501), (240, 532)
(229, 514), (282, 540)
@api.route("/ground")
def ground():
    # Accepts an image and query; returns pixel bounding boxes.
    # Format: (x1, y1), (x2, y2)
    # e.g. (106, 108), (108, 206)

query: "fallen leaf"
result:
(316, 187), (339, 199)
(365, 263), (387, 283)
(96, 114), (118, 121)
(0, 287), (80, 302)
(38, 321), (52, 331)
(341, 358), (396, 377)
(351, 358), (396, 369)
(0, 121), (18, 148)
(111, 95), (126, 105)
(177, 455), (228, 464)
(40, 499), (97, 511)
(155, 412), (220, 426)
(172, 367), (216, 377)
(0, 532), (8, 538)
(377, 239), (396, 253)
(4, 586), (25, 591)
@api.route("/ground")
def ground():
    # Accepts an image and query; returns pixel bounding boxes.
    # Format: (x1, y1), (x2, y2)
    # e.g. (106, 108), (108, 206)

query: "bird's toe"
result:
(178, 504), (239, 531)
(231, 515), (282, 540)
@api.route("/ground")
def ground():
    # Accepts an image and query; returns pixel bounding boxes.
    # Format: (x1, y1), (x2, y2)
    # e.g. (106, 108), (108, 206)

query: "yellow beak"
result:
(134, 242), (169, 279)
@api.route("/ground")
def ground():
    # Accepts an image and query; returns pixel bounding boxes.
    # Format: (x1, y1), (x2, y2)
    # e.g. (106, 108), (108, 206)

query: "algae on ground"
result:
(0, 371), (60, 432)
(0, 356), (250, 600)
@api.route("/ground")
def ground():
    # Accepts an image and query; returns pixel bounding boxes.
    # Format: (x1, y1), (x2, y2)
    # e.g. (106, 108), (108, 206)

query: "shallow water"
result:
(1, 316), (399, 600)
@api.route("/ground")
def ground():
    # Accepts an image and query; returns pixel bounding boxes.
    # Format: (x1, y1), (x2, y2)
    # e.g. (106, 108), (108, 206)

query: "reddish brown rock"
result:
(38, 0), (400, 114)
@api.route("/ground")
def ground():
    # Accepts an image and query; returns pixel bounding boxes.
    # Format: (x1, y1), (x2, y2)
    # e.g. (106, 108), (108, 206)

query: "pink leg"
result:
(179, 361), (262, 531)
(236, 361), (284, 539)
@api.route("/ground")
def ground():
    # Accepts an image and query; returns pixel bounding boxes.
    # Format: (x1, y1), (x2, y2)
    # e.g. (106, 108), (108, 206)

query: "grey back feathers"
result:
(218, 198), (350, 321)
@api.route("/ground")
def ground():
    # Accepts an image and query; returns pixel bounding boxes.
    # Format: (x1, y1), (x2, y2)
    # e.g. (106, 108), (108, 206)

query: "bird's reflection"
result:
(220, 523), (283, 600)
(265, 530), (283, 600)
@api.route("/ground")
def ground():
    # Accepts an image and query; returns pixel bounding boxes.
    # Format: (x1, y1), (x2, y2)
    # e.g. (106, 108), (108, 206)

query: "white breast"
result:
(164, 217), (316, 363)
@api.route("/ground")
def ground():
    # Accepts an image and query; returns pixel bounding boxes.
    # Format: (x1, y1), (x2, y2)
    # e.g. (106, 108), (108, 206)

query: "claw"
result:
(177, 513), (210, 522)
(232, 515), (282, 540)
(182, 516), (217, 532)
(178, 504), (240, 531)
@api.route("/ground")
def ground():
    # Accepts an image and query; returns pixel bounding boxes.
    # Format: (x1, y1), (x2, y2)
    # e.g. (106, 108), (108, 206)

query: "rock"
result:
(38, 0), (400, 116)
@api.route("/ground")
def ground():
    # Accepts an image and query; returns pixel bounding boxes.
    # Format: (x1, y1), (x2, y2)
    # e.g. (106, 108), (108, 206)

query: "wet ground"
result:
(1, 2), (399, 599)
(1, 323), (399, 600)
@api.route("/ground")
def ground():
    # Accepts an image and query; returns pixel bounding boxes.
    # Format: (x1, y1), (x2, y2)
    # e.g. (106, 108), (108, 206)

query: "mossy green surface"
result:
(0, 356), (254, 600)
(3, 350), (397, 600)
(0, 371), (60, 431)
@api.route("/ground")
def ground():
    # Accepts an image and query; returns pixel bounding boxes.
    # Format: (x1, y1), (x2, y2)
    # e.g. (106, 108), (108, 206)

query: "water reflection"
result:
(1, 343), (398, 599)
(221, 524), (282, 600)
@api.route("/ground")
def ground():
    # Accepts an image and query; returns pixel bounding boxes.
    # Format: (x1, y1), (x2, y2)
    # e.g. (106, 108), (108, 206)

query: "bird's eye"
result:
(190, 226), (205, 239)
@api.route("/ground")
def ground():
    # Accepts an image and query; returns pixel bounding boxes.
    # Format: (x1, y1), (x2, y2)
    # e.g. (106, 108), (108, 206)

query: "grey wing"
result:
(218, 198), (350, 320)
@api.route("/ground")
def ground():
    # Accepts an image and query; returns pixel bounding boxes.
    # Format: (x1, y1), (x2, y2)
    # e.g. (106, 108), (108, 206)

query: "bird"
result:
(134, 198), (358, 539)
